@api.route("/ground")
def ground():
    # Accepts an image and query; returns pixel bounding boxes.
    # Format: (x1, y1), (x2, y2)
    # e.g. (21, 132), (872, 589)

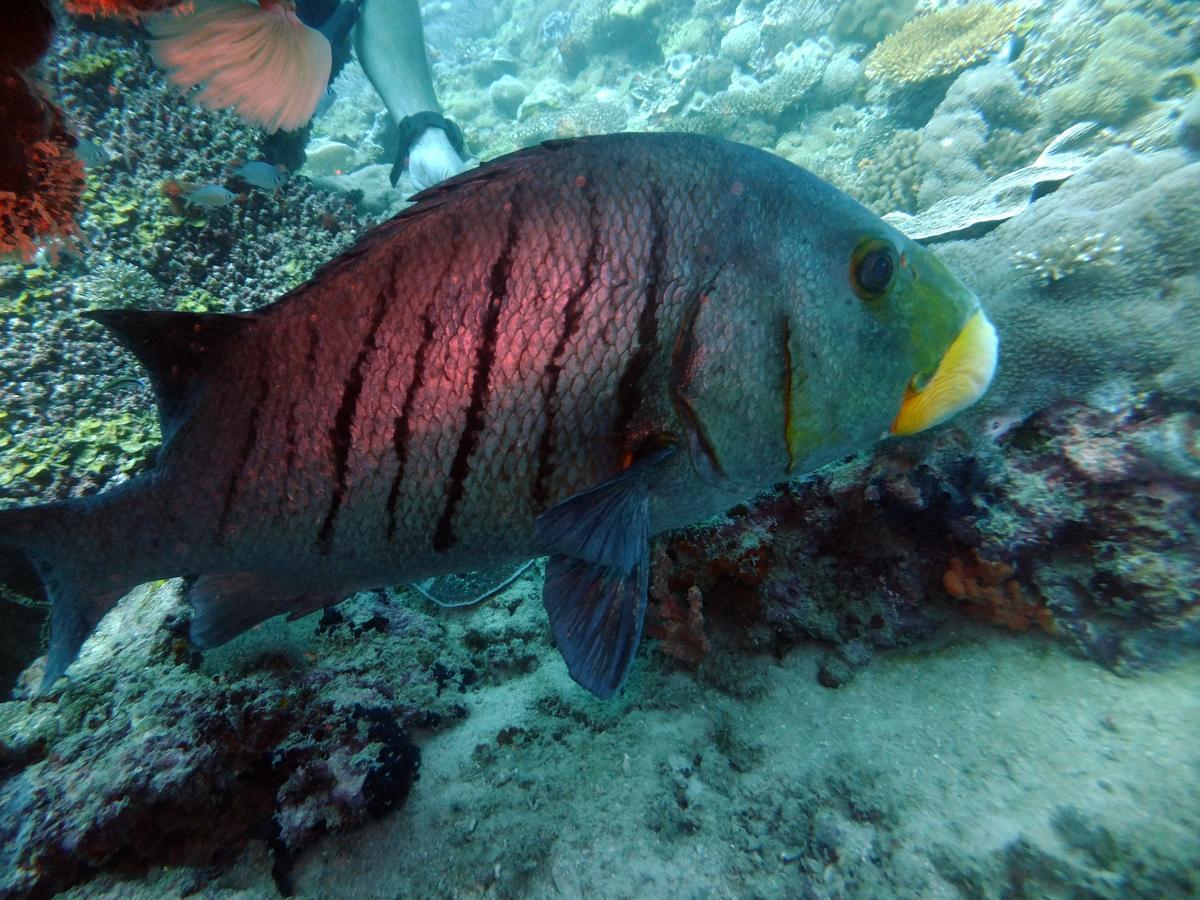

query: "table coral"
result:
(864, 3), (1023, 85)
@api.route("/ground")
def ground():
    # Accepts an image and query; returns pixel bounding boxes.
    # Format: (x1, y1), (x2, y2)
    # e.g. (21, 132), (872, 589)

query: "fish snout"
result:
(889, 309), (998, 436)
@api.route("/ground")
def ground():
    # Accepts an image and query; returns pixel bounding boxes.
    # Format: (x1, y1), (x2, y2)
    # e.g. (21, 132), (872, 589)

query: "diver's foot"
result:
(408, 128), (467, 192)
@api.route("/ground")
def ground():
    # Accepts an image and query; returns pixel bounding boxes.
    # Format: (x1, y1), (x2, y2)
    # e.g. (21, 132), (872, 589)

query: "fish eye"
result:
(850, 239), (899, 301)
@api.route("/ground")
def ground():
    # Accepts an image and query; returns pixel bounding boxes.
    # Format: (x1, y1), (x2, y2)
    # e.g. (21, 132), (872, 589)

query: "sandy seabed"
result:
(64, 618), (1200, 899)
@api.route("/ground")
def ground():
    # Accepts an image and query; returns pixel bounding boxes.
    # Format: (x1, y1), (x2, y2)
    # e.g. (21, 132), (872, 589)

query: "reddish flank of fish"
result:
(0, 133), (996, 698)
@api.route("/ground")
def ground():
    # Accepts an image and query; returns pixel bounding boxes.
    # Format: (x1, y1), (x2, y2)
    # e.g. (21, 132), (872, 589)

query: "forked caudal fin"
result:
(0, 501), (125, 691)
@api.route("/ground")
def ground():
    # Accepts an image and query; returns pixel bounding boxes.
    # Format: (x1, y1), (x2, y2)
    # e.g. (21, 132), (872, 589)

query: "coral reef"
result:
(849, 127), (921, 215)
(0, 18), (370, 503)
(941, 149), (1199, 425)
(0, 581), (463, 898)
(863, 3), (1023, 86)
(64, 0), (182, 18)
(652, 391), (1199, 681)
(1043, 12), (1188, 129)
(1012, 231), (1124, 286)
(828, 0), (915, 49)
(0, 73), (86, 259)
(2, 1), (1198, 894)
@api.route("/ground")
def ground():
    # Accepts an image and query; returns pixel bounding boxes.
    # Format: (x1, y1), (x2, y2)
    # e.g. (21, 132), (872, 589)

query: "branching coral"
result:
(864, 2), (1023, 85)
(1012, 231), (1124, 286)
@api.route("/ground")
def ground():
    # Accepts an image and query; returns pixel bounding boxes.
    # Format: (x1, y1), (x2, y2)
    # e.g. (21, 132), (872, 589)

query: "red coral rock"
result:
(0, 74), (85, 260)
(648, 585), (711, 666)
(64, 0), (185, 19)
(943, 551), (1055, 634)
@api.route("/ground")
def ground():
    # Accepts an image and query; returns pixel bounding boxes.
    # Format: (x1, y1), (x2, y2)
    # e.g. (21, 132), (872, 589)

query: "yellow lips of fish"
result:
(890, 310), (998, 436)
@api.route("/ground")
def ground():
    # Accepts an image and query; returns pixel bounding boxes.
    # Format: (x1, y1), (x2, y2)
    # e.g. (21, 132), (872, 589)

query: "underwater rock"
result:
(311, 163), (406, 216)
(0, 582), (454, 898)
(939, 61), (1037, 131)
(653, 392), (1199, 679)
(517, 77), (574, 121)
(719, 21), (759, 67)
(507, 101), (628, 149)
(1178, 91), (1200, 153)
(488, 73), (527, 116)
(915, 107), (989, 209)
(303, 138), (357, 176)
(884, 123), (1099, 240)
(942, 147), (1200, 426)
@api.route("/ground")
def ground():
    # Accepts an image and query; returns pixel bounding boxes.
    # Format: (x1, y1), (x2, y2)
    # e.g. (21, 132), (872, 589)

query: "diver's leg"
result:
(354, 0), (467, 190)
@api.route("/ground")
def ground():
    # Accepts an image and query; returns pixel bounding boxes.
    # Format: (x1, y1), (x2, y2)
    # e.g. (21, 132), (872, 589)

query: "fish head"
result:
(779, 208), (997, 473)
(672, 182), (996, 488)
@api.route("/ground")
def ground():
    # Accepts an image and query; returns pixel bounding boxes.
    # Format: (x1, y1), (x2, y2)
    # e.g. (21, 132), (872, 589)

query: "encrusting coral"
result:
(864, 2), (1023, 85)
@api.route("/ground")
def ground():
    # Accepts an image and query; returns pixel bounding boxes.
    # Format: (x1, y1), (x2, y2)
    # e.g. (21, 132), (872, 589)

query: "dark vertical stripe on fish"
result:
(284, 322), (321, 486)
(385, 219), (462, 540)
(532, 185), (601, 508)
(215, 364), (270, 546)
(317, 270), (395, 553)
(432, 195), (522, 552)
(613, 186), (668, 445)
(385, 305), (436, 539)
(668, 278), (725, 480)
(781, 317), (795, 473)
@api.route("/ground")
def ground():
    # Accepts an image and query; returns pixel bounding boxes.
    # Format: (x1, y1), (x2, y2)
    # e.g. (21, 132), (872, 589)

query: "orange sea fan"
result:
(147, 0), (332, 133)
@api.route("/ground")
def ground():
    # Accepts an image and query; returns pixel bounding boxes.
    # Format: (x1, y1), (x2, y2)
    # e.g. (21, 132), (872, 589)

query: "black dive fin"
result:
(534, 446), (675, 698)
(189, 573), (335, 648)
(86, 309), (259, 432)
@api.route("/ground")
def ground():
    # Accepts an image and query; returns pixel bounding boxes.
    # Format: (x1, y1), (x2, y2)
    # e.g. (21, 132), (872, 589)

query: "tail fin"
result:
(0, 502), (123, 691)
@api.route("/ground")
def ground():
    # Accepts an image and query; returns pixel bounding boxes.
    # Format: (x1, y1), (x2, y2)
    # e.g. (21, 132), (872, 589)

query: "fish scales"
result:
(1, 133), (997, 696)
(161, 144), (709, 584)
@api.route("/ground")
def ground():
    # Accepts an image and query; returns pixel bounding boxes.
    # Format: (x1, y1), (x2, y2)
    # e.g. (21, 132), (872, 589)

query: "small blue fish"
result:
(315, 86), (337, 118)
(235, 161), (286, 191)
(184, 184), (237, 207)
(73, 138), (111, 168)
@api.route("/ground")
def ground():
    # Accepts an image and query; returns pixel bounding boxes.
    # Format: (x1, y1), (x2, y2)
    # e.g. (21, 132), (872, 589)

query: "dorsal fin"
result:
(85, 308), (259, 430)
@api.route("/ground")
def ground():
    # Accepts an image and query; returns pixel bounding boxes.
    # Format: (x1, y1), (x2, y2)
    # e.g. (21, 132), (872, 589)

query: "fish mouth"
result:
(890, 310), (998, 436)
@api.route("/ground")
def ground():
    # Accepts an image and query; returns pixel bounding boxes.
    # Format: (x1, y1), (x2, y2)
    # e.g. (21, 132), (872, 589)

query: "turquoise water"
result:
(1, 0), (1197, 896)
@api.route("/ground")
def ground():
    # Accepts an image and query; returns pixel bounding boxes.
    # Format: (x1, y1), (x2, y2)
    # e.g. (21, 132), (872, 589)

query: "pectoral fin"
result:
(534, 446), (674, 698)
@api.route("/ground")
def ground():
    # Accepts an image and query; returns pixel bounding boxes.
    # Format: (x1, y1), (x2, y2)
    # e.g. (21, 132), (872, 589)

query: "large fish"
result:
(0, 133), (997, 698)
